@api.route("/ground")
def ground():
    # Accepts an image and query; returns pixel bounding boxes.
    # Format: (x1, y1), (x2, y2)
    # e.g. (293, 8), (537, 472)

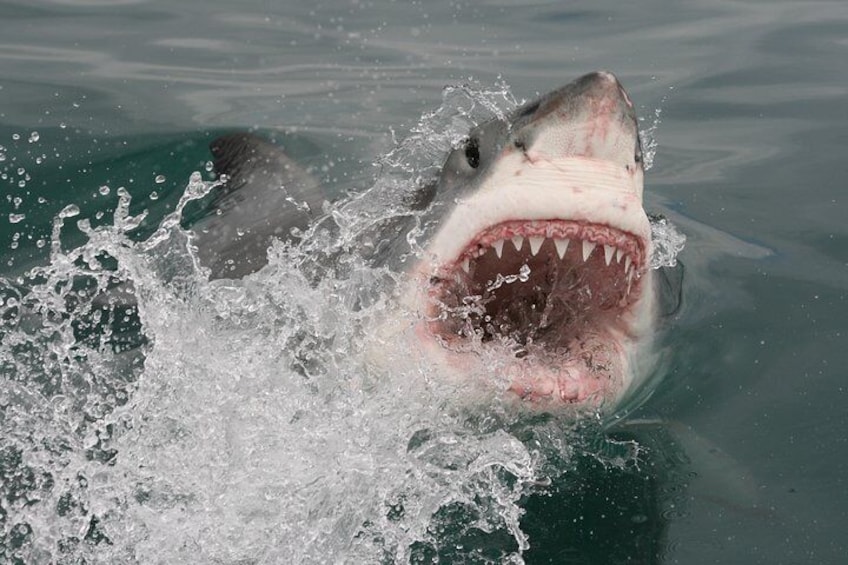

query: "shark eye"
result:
(464, 138), (480, 169)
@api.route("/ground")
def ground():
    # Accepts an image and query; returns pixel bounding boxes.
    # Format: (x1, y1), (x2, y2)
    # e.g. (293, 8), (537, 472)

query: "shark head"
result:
(393, 71), (654, 410)
(196, 71), (657, 411)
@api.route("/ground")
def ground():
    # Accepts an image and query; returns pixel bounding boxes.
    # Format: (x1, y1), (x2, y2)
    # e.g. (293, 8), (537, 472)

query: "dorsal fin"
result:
(191, 133), (323, 279)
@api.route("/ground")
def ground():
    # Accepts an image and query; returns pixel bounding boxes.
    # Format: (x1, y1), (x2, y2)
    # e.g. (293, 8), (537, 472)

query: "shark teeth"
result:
(528, 236), (544, 255)
(492, 239), (504, 258)
(582, 241), (596, 261)
(603, 244), (614, 266)
(554, 238), (569, 259)
(455, 236), (639, 279)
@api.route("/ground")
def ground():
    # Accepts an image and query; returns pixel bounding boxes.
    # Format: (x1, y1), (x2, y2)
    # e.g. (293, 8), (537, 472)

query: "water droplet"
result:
(58, 204), (80, 218)
(59, 122), (67, 129)
(28, 131), (40, 143)
(99, 185), (110, 195)
(154, 174), (166, 184)
(205, 160), (214, 172)
(8, 213), (25, 224)
(149, 191), (159, 200)
(83, 432), (98, 449)
(631, 513), (648, 524)
(11, 133), (20, 141)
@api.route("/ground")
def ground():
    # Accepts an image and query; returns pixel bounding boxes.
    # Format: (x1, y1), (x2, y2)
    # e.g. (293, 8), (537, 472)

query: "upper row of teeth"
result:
(461, 235), (635, 273)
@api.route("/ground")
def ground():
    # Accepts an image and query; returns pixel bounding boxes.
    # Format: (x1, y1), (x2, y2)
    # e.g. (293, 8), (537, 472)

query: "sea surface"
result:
(1, 1), (846, 563)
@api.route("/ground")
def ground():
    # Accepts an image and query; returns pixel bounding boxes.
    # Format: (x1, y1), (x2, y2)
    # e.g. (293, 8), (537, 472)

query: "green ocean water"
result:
(1, 1), (846, 563)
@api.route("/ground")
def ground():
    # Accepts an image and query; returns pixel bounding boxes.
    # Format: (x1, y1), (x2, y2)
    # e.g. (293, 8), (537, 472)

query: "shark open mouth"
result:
(426, 219), (647, 403)
(375, 72), (656, 408)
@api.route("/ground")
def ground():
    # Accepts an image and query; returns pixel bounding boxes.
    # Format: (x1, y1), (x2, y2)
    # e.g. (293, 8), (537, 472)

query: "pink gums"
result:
(447, 219), (644, 270)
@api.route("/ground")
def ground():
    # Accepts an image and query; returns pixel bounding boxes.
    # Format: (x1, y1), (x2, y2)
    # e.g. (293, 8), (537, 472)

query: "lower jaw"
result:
(504, 359), (618, 405)
(417, 325), (624, 408)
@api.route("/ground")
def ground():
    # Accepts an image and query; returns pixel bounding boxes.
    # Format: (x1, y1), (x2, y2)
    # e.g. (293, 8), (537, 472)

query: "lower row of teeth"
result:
(461, 236), (636, 275)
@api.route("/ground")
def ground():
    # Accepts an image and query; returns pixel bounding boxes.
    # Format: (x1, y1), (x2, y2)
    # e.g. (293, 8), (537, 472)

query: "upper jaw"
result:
(416, 154), (649, 283)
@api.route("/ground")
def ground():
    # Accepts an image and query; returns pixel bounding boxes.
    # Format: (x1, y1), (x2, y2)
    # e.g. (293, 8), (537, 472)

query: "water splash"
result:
(638, 84), (672, 172)
(650, 216), (687, 270)
(328, 80), (520, 256)
(0, 82), (682, 564)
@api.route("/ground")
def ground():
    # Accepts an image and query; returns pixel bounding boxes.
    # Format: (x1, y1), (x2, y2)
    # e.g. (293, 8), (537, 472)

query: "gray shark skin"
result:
(198, 72), (661, 412)
(192, 133), (323, 279)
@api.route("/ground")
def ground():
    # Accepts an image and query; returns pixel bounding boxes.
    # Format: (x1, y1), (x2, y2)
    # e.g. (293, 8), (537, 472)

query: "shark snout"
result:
(516, 71), (640, 167)
(586, 71), (634, 110)
(541, 71), (635, 125)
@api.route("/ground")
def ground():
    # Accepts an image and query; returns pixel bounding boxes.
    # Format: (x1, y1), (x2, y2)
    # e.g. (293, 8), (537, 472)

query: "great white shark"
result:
(192, 71), (666, 411)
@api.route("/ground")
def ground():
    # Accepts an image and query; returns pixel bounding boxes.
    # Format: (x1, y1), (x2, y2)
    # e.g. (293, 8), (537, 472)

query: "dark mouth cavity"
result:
(428, 220), (643, 356)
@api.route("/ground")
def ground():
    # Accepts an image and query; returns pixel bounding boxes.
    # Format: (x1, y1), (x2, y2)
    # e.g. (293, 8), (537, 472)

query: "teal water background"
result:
(1, 1), (847, 563)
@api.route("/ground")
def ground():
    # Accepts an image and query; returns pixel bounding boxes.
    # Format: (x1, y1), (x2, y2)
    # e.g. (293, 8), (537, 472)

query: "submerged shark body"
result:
(194, 71), (659, 411)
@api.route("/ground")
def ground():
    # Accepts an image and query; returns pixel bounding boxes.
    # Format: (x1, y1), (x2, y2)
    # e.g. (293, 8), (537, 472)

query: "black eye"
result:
(464, 138), (480, 169)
